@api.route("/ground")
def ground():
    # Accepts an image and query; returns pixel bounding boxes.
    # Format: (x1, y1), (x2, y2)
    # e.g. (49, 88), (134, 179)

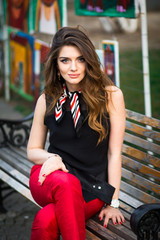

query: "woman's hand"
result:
(99, 205), (125, 228)
(39, 155), (69, 185)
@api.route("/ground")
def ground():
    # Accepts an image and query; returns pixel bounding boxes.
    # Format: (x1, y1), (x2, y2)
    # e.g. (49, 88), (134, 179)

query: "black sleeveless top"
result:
(44, 94), (115, 203)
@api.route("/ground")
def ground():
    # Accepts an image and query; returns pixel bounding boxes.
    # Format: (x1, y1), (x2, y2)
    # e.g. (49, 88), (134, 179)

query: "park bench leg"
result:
(0, 180), (15, 213)
(0, 180), (7, 213)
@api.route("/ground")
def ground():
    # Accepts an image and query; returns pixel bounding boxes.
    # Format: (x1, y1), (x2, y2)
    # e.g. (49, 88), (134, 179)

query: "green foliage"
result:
(120, 49), (160, 118)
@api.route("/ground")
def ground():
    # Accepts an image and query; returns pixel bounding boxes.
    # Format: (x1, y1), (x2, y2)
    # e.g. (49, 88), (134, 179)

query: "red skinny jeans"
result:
(29, 165), (105, 240)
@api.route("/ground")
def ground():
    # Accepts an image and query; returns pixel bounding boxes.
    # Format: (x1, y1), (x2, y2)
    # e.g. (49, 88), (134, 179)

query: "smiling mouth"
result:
(68, 74), (80, 78)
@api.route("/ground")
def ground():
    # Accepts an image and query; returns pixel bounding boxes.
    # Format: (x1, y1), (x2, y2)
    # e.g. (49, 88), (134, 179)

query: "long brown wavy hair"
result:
(43, 26), (114, 143)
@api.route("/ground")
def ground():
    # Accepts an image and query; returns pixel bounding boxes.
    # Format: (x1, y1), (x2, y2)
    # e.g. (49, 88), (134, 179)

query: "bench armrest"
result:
(0, 112), (34, 147)
(130, 203), (160, 239)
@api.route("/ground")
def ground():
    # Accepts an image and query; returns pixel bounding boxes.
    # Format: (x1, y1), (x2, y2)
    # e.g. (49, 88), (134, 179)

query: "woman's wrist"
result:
(47, 154), (62, 161)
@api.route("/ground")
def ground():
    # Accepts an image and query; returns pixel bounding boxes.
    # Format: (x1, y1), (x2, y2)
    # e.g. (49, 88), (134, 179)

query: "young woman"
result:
(27, 26), (126, 240)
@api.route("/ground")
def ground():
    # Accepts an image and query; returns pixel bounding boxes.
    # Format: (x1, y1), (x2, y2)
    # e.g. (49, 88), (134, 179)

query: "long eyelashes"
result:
(60, 59), (69, 63)
(59, 58), (85, 64)
(78, 57), (85, 62)
(59, 56), (85, 64)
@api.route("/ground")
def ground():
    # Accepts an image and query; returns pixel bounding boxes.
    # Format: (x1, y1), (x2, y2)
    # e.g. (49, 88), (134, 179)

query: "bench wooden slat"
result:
(119, 202), (135, 215)
(122, 168), (160, 195)
(93, 214), (136, 239)
(2, 147), (33, 169)
(122, 155), (160, 181)
(107, 221), (137, 240)
(0, 159), (29, 187)
(122, 144), (160, 168)
(0, 147), (28, 163)
(126, 120), (160, 142)
(85, 229), (101, 240)
(86, 219), (126, 240)
(120, 209), (133, 221)
(87, 218), (137, 240)
(120, 181), (160, 204)
(10, 145), (29, 159)
(119, 191), (142, 209)
(0, 170), (37, 205)
(124, 132), (160, 155)
(0, 149), (31, 177)
(7, 147), (33, 169)
(126, 109), (160, 129)
(92, 213), (135, 232)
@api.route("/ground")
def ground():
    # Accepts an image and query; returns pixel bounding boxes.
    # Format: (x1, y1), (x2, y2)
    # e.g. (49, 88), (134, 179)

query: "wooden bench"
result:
(0, 109), (160, 240)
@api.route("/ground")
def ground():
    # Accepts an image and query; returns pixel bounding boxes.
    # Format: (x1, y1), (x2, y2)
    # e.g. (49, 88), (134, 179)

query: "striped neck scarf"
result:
(55, 84), (82, 131)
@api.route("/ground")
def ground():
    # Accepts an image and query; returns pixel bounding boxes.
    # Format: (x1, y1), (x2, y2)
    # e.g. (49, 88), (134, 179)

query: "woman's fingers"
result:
(38, 165), (46, 184)
(99, 206), (125, 228)
(38, 159), (69, 185)
(118, 212), (125, 224)
(103, 216), (110, 228)
(99, 208), (105, 221)
(99, 209), (109, 228)
(39, 175), (46, 185)
(61, 163), (69, 172)
(112, 216), (118, 225)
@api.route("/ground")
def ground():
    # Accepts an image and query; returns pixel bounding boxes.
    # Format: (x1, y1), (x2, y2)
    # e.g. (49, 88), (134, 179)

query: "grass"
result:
(119, 49), (160, 118)
(149, 49), (160, 118)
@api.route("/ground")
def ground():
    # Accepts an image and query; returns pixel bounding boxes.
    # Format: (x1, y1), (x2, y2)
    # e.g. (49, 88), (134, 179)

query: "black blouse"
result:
(44, 95), (115, 203)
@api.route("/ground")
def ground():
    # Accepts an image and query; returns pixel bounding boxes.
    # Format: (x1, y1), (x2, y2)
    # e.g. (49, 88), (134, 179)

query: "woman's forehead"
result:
(58, 46), (82, 57)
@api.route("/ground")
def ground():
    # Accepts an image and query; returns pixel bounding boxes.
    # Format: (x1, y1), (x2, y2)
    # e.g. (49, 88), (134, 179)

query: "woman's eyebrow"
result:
(59, 55), (83, 59)
(59, 57), (69, 59)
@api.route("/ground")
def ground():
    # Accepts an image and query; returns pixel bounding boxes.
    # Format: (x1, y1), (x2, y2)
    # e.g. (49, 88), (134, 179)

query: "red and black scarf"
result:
(55, 84), (83, 132)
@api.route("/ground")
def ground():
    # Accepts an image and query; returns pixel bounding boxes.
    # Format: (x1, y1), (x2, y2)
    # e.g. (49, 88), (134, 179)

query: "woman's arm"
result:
(27, 94), (50, 164)
(99, 86), (126, 227)
(27, 94), (68, 184)
(107, 86), (125, 199)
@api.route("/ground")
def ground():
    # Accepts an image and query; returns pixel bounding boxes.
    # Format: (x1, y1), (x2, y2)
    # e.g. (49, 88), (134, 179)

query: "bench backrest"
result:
(121, 109), (160, 207)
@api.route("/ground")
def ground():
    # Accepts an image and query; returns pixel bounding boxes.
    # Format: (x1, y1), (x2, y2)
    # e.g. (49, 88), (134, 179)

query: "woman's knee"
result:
(31, 204), (59, 239)
(46, 170), (82, 192)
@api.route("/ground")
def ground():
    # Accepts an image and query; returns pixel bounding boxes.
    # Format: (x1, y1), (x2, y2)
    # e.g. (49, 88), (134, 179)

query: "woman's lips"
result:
(68, 74), (80, 78)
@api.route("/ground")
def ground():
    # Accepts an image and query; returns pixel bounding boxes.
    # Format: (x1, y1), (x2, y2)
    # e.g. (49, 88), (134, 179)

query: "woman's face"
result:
(57, 45), (86, 92)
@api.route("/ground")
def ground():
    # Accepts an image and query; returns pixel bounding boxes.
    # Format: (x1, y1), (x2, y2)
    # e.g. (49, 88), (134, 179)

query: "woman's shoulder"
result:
(36, 93), (46, 105)
(32, 94), (47, 121)
(105, 85), (125, 114)
(105, 85), (124, 101)
(35, 94), (46, 112)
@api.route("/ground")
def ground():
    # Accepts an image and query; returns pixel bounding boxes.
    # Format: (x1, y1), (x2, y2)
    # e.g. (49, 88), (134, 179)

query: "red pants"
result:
(29, 165), (105, 240)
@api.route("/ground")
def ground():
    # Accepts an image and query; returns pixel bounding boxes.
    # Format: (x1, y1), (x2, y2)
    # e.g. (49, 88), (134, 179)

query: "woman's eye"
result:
(60, 59), (69, 63)
(78, 57), (85, 62)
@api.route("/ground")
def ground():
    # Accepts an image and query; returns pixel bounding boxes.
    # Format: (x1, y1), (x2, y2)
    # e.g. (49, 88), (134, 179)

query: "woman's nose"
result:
(70, 61), (77, 71)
